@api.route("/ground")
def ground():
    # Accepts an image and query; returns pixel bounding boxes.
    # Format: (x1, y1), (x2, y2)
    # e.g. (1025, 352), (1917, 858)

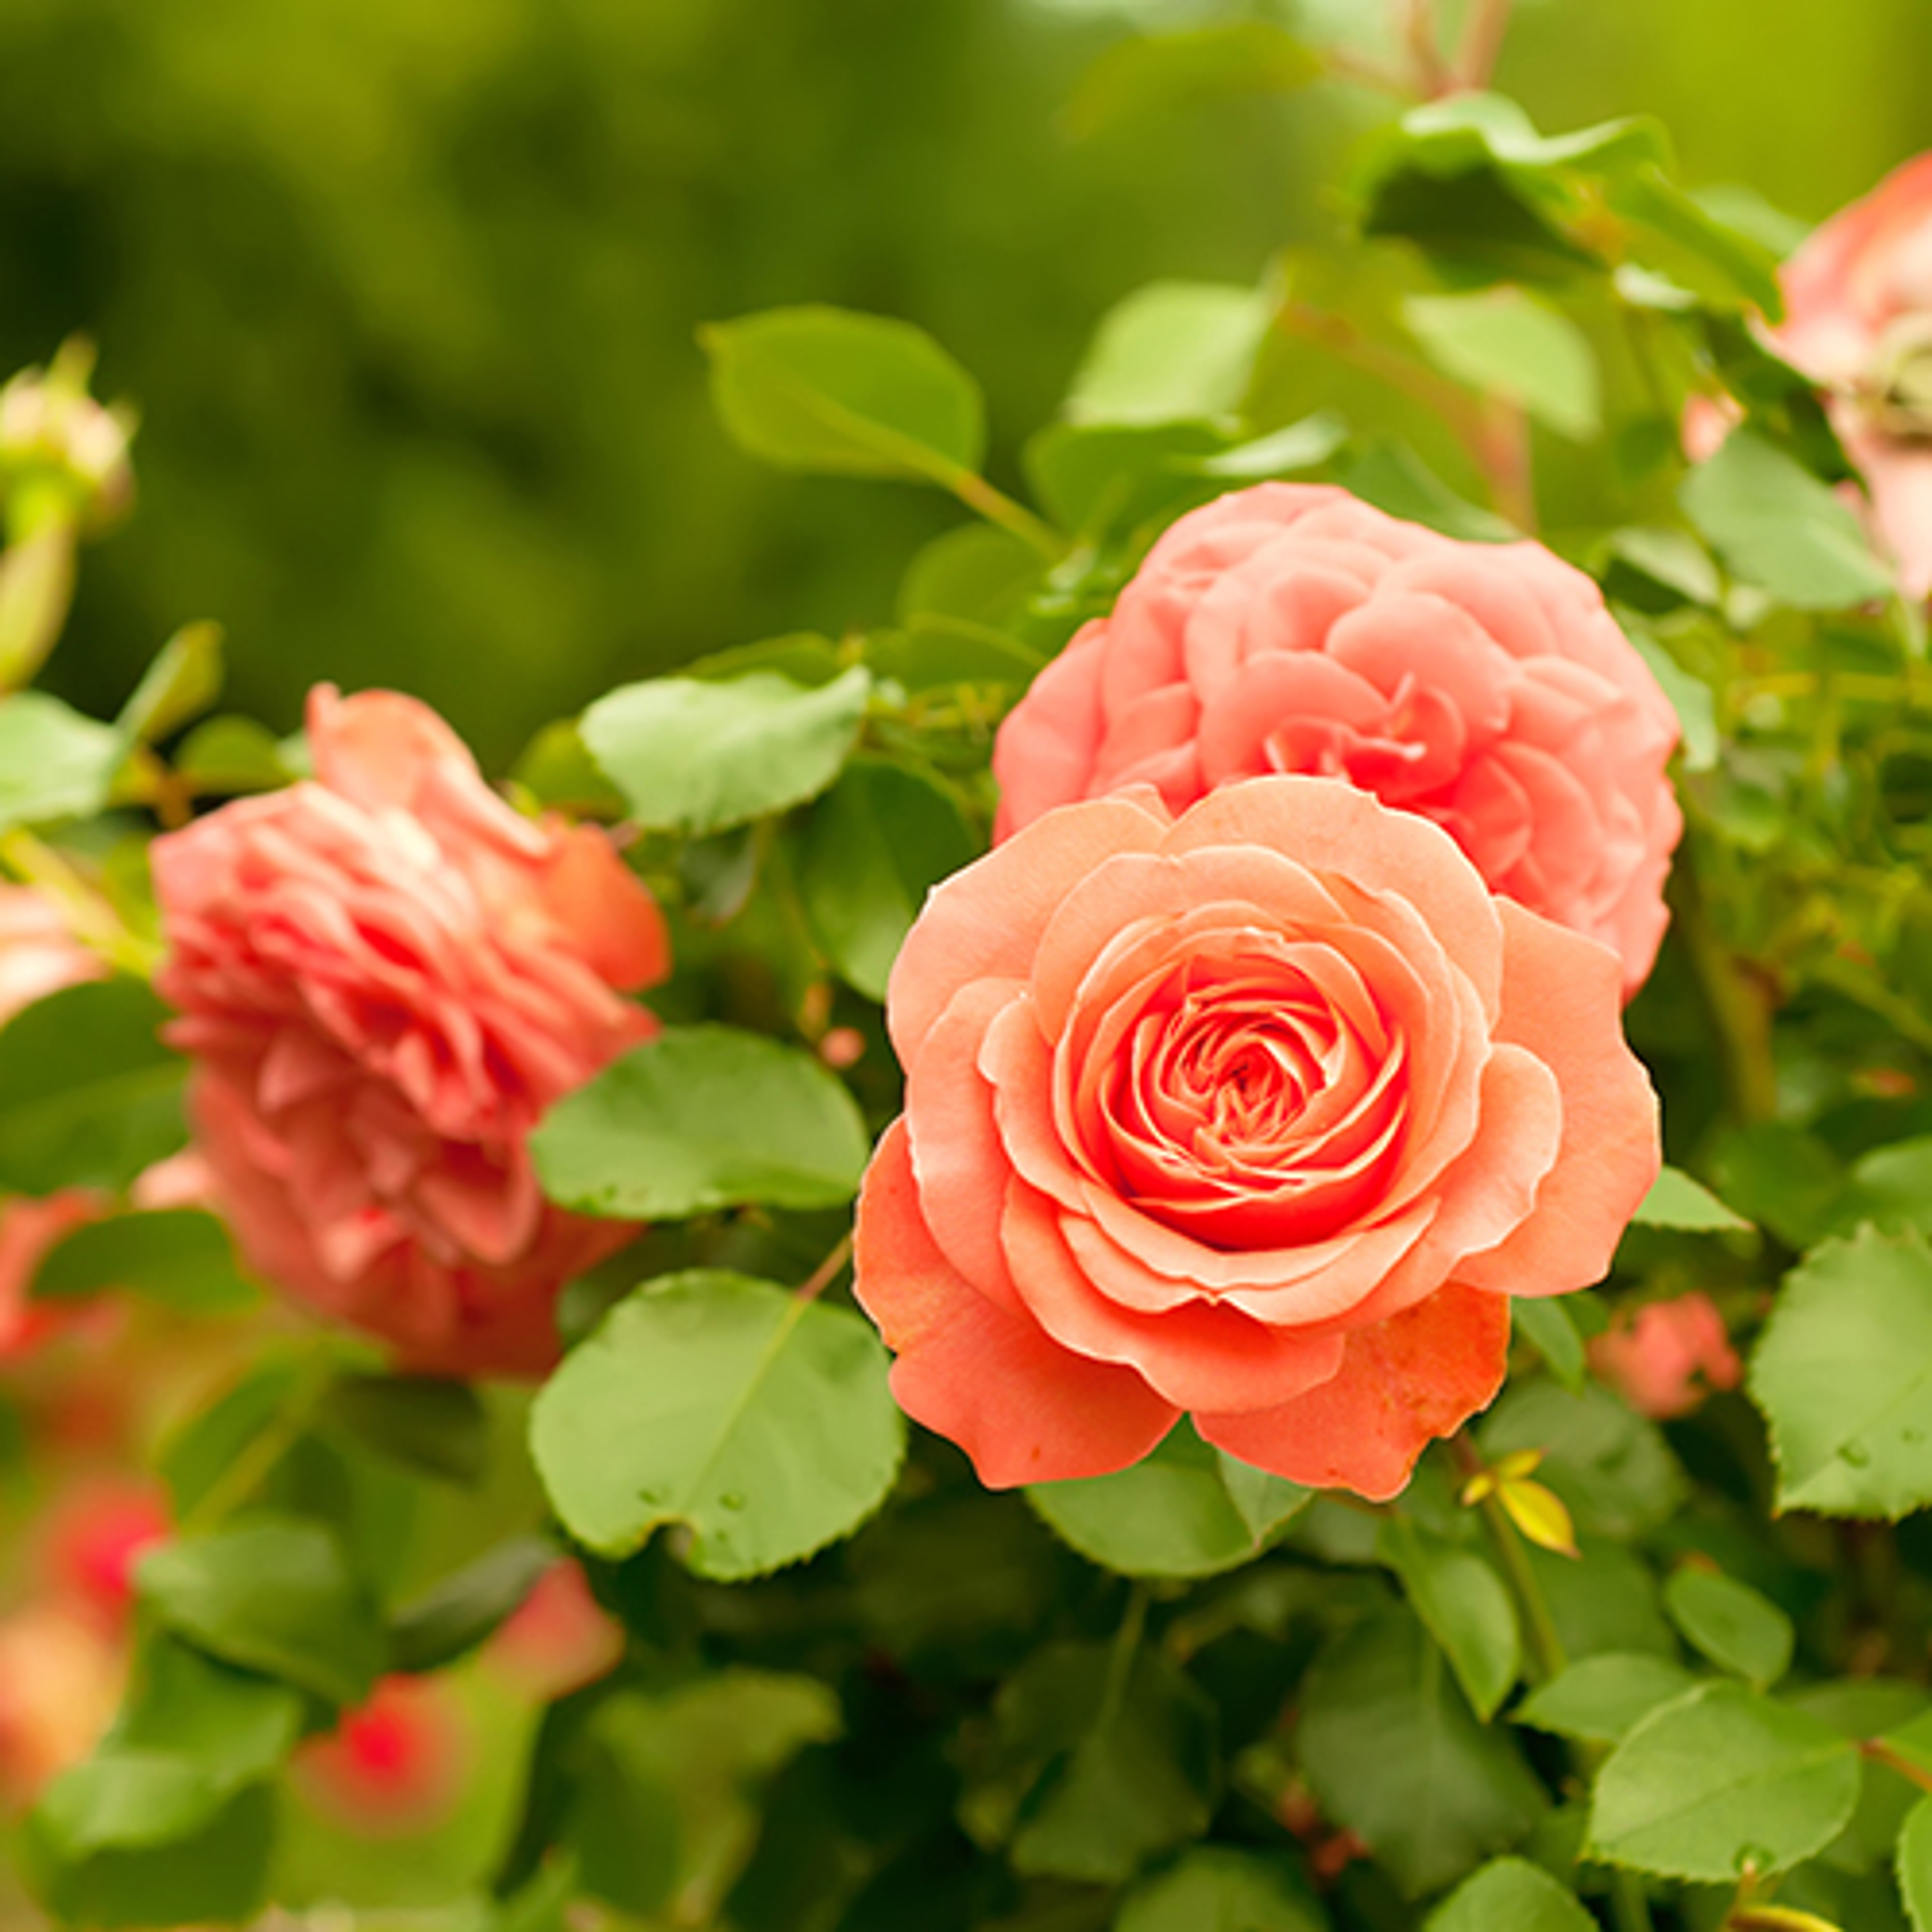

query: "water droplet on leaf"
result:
(720, 1492), (747, 1511)
(1841, 1441), (1872, 1468)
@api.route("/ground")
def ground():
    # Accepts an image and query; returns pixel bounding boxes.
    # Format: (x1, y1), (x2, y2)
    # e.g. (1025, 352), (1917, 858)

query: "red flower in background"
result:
(152, 686), (669, 1378)
(1591, 1292), (1742, 1420)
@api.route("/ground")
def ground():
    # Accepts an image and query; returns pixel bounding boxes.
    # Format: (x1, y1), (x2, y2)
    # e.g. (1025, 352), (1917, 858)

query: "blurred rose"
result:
(35, 1477), (171, 1629)
(295, 1674), (465, 1836)
(1590, 1291), (1741, 1420)
(1759, 153), (1932, 596)
(856, 777), (1659, 1500)
(485, 1558), (623, 1699)
(0, 1605), (123, 1808)
(153, 687), (669, 1377)
(0, 885), (102, 1024)
(994, 485), (1681, 996)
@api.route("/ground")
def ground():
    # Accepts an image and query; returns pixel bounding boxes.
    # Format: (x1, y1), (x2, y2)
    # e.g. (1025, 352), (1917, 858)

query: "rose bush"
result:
(992, 484), (1682, 995)
(855, 775), (1660, 1499)
(151, 685), (670, 1376)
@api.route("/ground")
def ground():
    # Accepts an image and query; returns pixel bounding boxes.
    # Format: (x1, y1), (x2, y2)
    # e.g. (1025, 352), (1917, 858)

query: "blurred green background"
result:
(2, 0), (1927, 768)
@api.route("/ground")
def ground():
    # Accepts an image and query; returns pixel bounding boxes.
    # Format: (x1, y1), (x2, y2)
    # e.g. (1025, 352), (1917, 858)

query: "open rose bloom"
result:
(994, 485), (1681, 996)
(1770, 152), (1932, 598)
(153, 686), (668, 1376)
(855, 776), (1660, 1500)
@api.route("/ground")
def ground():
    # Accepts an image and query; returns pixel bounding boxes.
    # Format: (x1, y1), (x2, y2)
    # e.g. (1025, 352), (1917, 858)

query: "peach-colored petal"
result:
(1195, 1282), (1510, 1500)
(853, 1122), (1177, 1485)
(1458, 902), (1660, 1298)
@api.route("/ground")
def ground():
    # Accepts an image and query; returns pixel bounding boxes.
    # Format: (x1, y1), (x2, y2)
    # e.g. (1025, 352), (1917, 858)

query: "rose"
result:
(1589, 1292), (1740, 1420)
(152, 685), (669, 1377)
(854, 775), (1660, 1499)
(1754, 153), (1932, 597)
(992, 484), (1682, 996)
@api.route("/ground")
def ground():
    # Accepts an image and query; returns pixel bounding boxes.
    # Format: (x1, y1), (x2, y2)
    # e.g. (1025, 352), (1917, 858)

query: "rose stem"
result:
(795, 1231), (855, 1305)
(1453, 0), (1515, 91)
(0, 826), (162, 978)
(1448, 1435), (1566, 1682)
(1667, 845), (1780, 1128)
(1394, 0), (1452, 97)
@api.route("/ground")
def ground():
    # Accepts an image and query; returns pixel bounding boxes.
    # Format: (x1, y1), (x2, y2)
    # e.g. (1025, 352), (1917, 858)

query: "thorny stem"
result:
(795, 1232), (855, 1305)
(1453, 0), (1516, 92)
(1448, 1436), (1566, 1682)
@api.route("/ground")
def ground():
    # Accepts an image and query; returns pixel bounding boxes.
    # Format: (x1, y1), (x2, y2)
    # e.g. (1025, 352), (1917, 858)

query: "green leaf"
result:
(1748, 1226), (1932, 1518)
(1188, 412), (1348, 481)
(1298, 1608), (1546, 1898)
(1337, 438), (1517, 542)
(0, 690), (125, 830)
(701, 306), (985, 481)
(1026, 1421), (1307, 1580)
(172, 713), (293, 793)
(529, 1270), (904, 1579)
(1837, 1138), (1932, 1238)
(1681, 430), (1893, 609)
(1586, 1681), (1861, 1882)
(568, 1699), (684, 1916)
(1063, 22), (1321, 140)
(135, 1515), (386, 1706)
(1424, 1857), (1596, 1930)
(1622, 622), (1721, 773)
(1480, 1381), (1686, 1539)
(1635, 1165), (1752, 1232)
(1514, 1653), (1700, 1745)
(1900, 1794), (1932, 1932)
(1403, 289), (1600, 441)
(388, 1535), (558, 1673)
(1612, 166), (1785, 317)
(1787, 1680), (1931, 1878)
(797, 757), (980, 1001)
(0, 978), (187, 1194)
(320, 1371), (489, 1485)
(512, 719), (626, 815)
(582, 664), (871, 836)
(113, 1634), (304, 1792)
(1115, 1845), (1329, 1932)
(30, 1208), (259, 1315)
(23, 1760), (274, 1930)
(1663, 1567), (1794, 1687)
(1022, 420), (1225, 537)
(994, 1639), (1219, 1885)
(1515, 1297), (1586, 1392)
(1377, 1517), (1521, 1721)
(157, 1359), (301, 1519)
(531, 1024), (869, 1219)
(897, 524), (1041, 629)
(116, 622), (223, 747)
(1063, 281), (1271, 428)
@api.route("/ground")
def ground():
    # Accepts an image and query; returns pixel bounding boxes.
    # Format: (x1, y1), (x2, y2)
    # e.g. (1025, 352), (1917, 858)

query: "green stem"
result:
(1668, 844), (1780, 1127)
(1098, 1583), (1149, 1730)
(1609, 1869), (1657, 1932)
(795, 1232), (854, 1305)
(1453, 0), (1515, 91)
(1451, 1437), (1566, 1681)
(939, 464), (1066, 562)
(1862, 1736), (1932, 1795)
(0, 828), (162, 978)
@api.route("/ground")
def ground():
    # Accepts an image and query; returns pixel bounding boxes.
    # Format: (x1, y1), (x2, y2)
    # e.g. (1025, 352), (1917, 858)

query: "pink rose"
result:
(1589, 1292), (1741, 1421)
(1764, 152), (1932, 597)
(0, 886), (103, 1024)
(993, 485), (1682, 996)
(854, 776), (1660, 1500)
(153, 686), (669, 1377)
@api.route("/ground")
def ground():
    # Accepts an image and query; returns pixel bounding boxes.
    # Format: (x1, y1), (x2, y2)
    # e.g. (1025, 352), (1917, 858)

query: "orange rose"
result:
(993, 485), (1681, 996)
(153, 686), (669, 1377)
(854, 776), (1659, 1499)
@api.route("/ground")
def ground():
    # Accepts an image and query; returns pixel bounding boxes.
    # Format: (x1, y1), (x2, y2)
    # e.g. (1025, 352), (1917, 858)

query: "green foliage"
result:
(1297, 1608), (1546, 1897)
(530, 1024), (869, 1219)
(135, 1516), (386, 1706)
(1749, 1226), (1932, 1517)
(0, 691), (124, 829)
(29, 1207), (259, 1315)
(529, 1269), (904, 1578)
(1062, 282), (1272, 429)
(797, 756), (980, 1000)
(1680, 429), (1895, 608)
(1114, 1845), (1329, 1932)
(1026, 1423), (1307, 1580)
(1377, 1516), (1521, 1721)
(1586, 1682), (1862, 1882)
(1424, 1857), (1596, 1930)
(1402, 289), (1600, 440)
(581, 664), (871, 837)
(702, 307), (986, 483)
(387, 1537), (557, 1673)
(1662, 1566), (1794, 1686)
(319, 1372), (490, 1487)
(1900, 1795), (1932, 1932)
(1636, 1164), (1752, 1231)
(0, 977), (186, 1192)
(1514, 1653), (1701, 1745)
